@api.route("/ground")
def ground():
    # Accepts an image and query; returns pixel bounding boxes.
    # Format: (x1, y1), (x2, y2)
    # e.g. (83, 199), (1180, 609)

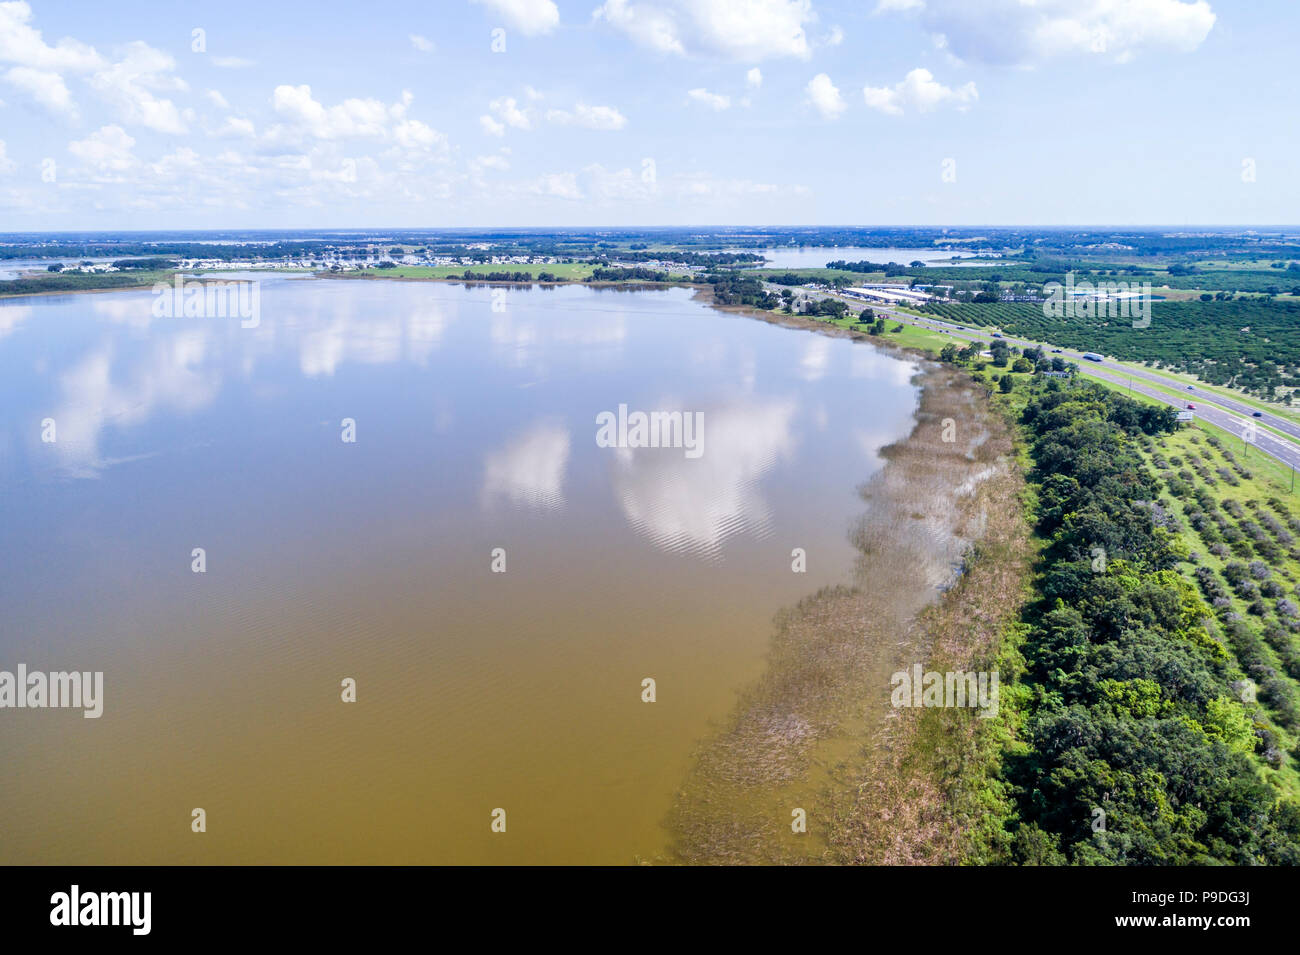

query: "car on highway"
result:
(1051, 348), (1062, 353)
(1186, 385), (1194, 391)
(1253, 411), (1263, 418)
(1187, 404), (1196, 410)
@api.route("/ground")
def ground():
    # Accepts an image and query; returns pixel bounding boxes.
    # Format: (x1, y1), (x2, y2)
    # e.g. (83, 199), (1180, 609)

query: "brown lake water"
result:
(0, 279), (921, 863)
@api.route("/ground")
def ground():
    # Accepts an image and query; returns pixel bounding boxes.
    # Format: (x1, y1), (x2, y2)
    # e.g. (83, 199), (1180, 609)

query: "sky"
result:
(0, 0), (1296, 229)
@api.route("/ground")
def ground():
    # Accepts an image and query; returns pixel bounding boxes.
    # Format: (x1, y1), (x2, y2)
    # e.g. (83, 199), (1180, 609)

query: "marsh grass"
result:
(665, 363), (1030, 864)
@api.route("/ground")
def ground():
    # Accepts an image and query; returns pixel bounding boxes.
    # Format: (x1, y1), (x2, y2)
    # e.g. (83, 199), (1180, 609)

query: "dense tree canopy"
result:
(1007, 382), (1300, 864)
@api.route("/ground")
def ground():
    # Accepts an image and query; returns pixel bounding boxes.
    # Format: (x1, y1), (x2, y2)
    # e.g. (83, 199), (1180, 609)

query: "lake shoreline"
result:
(664, 293), (1030, 864)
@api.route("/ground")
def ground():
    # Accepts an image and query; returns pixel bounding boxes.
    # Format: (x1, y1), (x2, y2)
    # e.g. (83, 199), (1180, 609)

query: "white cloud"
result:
(409, 34), (435, 52)
(535, 171), (582, 199)
(0, 139), (15, 175)
(213, 115), (255, 138)
(671, 172), (803, 199)
(593, 0), (815, 61)
(471, 153), (510, 173)
(486, 93), (530, 130)
(0, 2), (103, 72)
(149, 146), (202, 179)
(746, 66), (762, 88)
(0, 2), (101, 118)
(883, 0), (1216, 65)
(805, 72), (845, 119)
(594, 0), (684, 54)
(211, 56), (254, 68)
(206, 89), (229, 109)
(478, 93), (540, 137)
(518, 163), (800, 207)
(4, 65), (75, 115)
(393, 118), (444, 150)
(272, 85), (391, 139)
(547, 102), (628, 129)
(260, 86), (447, 161)
(69, 124), (136, 174)
(687, 87), (730, 110)
(472, 0), (561, 36)
(90, 42), (190, 134)
(862, 67), (976, 115)
(824, 24), (844, 45)
(577, 162), (654, 202)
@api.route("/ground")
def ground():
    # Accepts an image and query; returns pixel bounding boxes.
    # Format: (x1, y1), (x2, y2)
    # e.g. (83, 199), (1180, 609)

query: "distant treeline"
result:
(586, 267), (672, 282)
(7, 228), (1300, 266)
(459, 269), (559, 282)
(0, 270), (172, 296)
(0, 241), (340, 261)
(825, 259), (919, 276)
(589, 250), (763, 267)
(765, 271), (828, 286)
(112, 257), (176, 270)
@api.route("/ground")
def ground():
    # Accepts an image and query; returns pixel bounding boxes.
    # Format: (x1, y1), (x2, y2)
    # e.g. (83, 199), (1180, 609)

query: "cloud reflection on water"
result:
(482, 422), (572, 511)
(608, 398), (798, 560)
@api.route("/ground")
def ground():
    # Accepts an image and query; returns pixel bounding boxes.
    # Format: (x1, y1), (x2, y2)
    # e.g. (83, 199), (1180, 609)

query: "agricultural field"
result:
(1157, 268), (1300, 294)
(1144, 426), (1300, 795)
(751, 266), (891, 285)
(918, 299), (1300, 399)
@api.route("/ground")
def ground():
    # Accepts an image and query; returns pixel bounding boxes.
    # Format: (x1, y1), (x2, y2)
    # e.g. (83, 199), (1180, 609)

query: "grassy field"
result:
(762, 302), (974, 354)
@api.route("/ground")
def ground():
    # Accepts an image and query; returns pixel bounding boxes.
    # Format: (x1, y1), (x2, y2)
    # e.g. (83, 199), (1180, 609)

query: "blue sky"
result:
(0, 0), (1295, 229)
